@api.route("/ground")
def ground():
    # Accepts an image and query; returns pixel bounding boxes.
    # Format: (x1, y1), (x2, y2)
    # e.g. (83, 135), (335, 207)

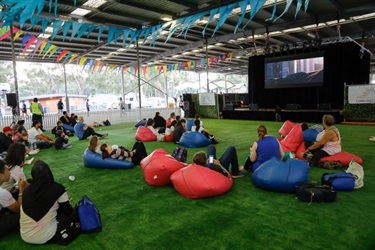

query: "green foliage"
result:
(1, 120), (374, 249)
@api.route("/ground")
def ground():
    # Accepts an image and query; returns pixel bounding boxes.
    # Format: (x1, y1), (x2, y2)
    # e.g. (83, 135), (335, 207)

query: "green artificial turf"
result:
(1, 119), (374, 250)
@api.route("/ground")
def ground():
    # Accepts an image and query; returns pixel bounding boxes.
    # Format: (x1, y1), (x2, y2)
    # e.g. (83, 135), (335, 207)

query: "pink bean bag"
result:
(135, 126), (157, 142)
(141, 148), (187, 186)
(319, 152), (363, 166)
(170, 163), (233, 199)
(278, 120), (294, 138)
(280, 124), (303, 153)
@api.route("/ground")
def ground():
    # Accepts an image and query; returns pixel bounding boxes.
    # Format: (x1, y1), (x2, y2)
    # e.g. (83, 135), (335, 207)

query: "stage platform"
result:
(221, 108), (343, 123)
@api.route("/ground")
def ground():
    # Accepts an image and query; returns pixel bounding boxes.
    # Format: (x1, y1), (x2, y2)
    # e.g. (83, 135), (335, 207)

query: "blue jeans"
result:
(207, 145), (240, 174)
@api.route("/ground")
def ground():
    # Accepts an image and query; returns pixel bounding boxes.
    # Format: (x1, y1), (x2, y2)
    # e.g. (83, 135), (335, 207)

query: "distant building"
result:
(20, 94), (87, 113)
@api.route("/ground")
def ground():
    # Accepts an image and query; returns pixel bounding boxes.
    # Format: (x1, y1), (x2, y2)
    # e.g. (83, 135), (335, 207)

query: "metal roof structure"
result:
(0, 0), (374, 75)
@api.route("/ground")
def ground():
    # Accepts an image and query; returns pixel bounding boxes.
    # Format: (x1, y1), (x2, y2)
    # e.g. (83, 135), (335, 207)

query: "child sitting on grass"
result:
(55, 130), (72, 150)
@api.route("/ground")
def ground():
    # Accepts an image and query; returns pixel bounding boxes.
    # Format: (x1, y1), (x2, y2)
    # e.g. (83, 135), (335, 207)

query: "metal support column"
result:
(136, 40), (142, 119)
(9, 25), (20, 118)
(63, 64), (70, 113)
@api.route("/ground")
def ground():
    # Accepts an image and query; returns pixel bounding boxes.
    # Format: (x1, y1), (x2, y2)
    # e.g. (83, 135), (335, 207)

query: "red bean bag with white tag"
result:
(280, 124), (303, 153)
(170, 163), (233, 199)
(135, 126), (157, 142)
(141, 148), (187, 186)
(278, 120), (294, 138)
(319, 152), (363, 166)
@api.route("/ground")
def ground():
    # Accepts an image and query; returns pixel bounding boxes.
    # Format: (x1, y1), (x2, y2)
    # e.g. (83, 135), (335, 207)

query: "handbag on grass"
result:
(321, 173), (355, 191)
(295, 183), (337, 204)
(77, 195), (102, 233)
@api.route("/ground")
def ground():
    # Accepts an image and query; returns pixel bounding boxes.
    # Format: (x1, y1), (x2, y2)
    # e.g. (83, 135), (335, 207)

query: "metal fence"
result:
(1, 107), (182, 130)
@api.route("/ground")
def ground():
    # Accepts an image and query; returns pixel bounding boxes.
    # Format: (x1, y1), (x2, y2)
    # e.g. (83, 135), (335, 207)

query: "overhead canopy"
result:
(0, 0), (374, 75)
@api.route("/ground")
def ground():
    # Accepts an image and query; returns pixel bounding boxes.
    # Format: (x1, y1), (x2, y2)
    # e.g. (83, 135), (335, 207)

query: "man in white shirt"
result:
(28, 121), (55, 149)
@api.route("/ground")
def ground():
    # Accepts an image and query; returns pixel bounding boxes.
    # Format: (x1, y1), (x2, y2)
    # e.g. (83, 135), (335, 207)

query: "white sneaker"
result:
(24, 157), (35, 165)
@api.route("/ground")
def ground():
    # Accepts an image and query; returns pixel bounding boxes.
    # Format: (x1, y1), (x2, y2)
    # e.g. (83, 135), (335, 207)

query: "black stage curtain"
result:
(248, 43), (370, 110)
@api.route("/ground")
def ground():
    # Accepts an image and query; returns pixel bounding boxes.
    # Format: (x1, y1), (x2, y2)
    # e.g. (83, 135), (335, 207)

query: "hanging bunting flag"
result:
(62, 21), (73, 41)
(192, 60), (196, 70)
(130, 67), (134, 75)
(38, 41), (48, 56)
(200, 59), (206, 69)
(273, 0), (293, 22)
(228, 52), (233, 61)
(68, 53), (79, 64)
(122, 66), (127, 72)
(178, 62), (182, 70)
(234, 0), (249, 33)
(79, 57), (87, 66)
(22, 36), (37, 54)
(187, 61), (192, 71)
(0, 26), (9, 38)
(182, 62), (187, 69)
(142, 67), (147, 77)
(76, 23), (90, 40)
(50, 47), (61, 58)
(121, 29), (131, 47)
(0, 26), (19, 41)
(41, 19), (49, 34)
(79, 58), (90, 71)
(196, 60), (200, 68)
(70, 22), (83, 41)
(86, 24), (98, 38)
(51, 20), (63, 40)
(146, 66), (151, 77)
(174, 64), (178, 70)
(265, 0), (278, 21)
(41, 43), (52, 57)
(29, 17), (41, 29)
(202, 8), (218, 38)
(162, 65), (166, 76)
(21, 34), (33, 47)
(43, 45), (56, 59)
(212, 4), (236, 37)
(150, 66), (155, 76)
(93, 61), (101, 72)
(86, 59), (94, 71)
(32, 39), (43, 57)
(62, 52), (73, 63)
(56, 49), (69, 62)
(134, 67), (138, 77)
(13, 30), (24, 40)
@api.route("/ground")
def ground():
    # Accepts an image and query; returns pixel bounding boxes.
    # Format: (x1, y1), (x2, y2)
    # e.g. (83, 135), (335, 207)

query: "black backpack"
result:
(295, 183), (337, 204)
(172, 147), (187, 163)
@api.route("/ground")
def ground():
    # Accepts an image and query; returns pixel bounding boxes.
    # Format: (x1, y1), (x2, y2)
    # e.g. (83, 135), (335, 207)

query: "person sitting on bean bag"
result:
(88, 136), (103, 154)
(191, 119), (219, 144)
(146, 118), (161, 135)
(240, 125), (284, 172)
(165, 120), (177, 137)
(100, 141), (147, 165)
(74, 116), (107, 140)
(166, 112), (176, 127)
(302, 115), (341, 166)
(194, 144), (245, 178)
(173, 119), (186, 143)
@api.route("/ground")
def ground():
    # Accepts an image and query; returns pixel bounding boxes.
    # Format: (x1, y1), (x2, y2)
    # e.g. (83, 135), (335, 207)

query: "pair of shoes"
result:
(232, 172), (246, 178)
(66, 145), (73, 149)
(369, 137), (375, 141)
(24, 157), (34, 165)
(239, 165), (248, 172)
(300, 151), (313, 159)
(29, 149), (39, 155)
(102, 133), (108, 138)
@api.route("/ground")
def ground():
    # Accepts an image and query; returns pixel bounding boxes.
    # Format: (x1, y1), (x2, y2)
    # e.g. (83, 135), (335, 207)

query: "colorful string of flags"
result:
(0, 25), (234, 77)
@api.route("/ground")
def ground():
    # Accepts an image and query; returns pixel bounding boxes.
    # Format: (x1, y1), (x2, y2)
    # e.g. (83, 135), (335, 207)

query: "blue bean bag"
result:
(63, 124), (75, 132)
(251, 157), (309, 193)
(303, 128), (319, 142)
(179, 132), (211, 148)
(83, 149), (134, 169)
(185, 119), (194, 131)
(135, 120), (146, 128)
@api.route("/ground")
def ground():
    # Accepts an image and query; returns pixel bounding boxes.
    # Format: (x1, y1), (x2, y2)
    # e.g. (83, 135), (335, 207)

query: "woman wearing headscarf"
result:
(20, 160), (80, 245)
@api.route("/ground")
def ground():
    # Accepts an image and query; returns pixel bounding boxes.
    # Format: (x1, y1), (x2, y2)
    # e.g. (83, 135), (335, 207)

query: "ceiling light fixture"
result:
(83, 0), (107, 8)
(160, 14), (173, 22)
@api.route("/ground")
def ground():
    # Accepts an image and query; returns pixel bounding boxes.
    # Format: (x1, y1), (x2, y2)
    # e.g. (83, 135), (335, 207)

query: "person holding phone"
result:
(193, 145), (245, 178)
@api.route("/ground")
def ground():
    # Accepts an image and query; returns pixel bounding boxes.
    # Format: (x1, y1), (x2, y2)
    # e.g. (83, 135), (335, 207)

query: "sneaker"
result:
(29, 149), (39, 155)
(24, 157), (34, 165)
(300, 151), (313, 159)
(102, 133), (108, 139)
(239, 165), (248, 172)
(232, 172), (246, 178)
(66, 145), (73, 149)
(369, 137), (375, 142)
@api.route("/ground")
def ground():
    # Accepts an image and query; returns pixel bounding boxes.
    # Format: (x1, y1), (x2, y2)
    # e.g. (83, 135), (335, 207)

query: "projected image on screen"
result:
(265, 56), (324, 89)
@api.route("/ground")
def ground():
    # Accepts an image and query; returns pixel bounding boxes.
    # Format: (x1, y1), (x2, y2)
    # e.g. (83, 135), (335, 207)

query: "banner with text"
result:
(348, 85), (375, 104)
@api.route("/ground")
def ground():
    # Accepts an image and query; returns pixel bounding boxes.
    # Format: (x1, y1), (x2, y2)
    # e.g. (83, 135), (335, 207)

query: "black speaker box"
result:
(6, 93), (17, 107)
(317, 103), (331, 110)
(249, 104), (259, 111)
(286, 103), (299, 110)
(225, 104), (234, 111)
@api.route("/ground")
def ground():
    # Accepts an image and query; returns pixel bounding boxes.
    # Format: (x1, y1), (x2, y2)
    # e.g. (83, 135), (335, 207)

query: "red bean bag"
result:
(295, 142), (306, 160)
(319, 152), (363, 166)
(141, 148), (187, 186)
(280, 124), (303, 153)
(170, 163), (233, 199)
(278, 120), (294, 138)
(165, 135), (173, 142)
(135, 126), (157, 142)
